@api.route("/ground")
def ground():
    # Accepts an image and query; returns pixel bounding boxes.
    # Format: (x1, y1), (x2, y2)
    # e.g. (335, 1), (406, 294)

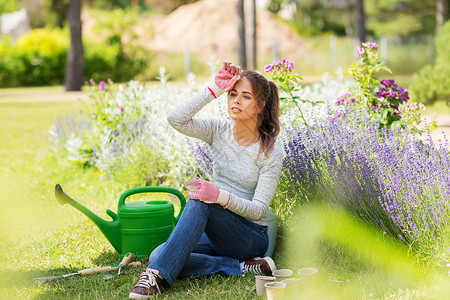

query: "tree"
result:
(354, 0), (366, 44)
(247, 0), (257, 69)
(237, 0), (247, 69)
(436, 0), (448, 34)
(64, 0), (83, 91)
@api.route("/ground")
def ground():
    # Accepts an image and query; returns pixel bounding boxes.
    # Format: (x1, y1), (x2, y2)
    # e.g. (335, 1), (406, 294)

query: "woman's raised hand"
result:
(208, 61), (242, 98)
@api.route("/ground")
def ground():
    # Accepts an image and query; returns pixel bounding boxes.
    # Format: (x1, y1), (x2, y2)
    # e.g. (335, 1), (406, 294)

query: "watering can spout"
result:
(54, 184), (122, 254)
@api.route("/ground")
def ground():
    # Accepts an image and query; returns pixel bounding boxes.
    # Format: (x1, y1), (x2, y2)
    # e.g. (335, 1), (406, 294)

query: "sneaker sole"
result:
(129, 292), (152, 299)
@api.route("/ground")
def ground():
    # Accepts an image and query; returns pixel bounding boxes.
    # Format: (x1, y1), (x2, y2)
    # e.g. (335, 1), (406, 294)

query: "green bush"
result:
(0, 36), (24, 87)
(17, 27), (68, 86)
(0, 28), (68, 87)
(0, 18), (152, 87)
(83, 39), (120, 83)
(410, 21), (450, 105)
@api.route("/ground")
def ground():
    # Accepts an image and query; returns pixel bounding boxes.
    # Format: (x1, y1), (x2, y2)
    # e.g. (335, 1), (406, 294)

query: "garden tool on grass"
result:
(103, 252), (136, 281)
(33, 252), (134, 283)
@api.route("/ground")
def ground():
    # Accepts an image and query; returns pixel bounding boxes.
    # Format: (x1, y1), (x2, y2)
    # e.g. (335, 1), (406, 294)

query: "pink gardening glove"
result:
(208, 61), (242, 98)
(186, 178), (230, 206)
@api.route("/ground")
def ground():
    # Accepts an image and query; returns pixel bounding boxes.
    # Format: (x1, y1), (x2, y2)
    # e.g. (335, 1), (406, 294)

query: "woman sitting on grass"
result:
(129, 62), (284, 298)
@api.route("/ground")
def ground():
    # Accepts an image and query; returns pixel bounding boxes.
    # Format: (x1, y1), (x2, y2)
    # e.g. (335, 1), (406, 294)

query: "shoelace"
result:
(134, 269), (161, 293)
(244, 263), (263, 275)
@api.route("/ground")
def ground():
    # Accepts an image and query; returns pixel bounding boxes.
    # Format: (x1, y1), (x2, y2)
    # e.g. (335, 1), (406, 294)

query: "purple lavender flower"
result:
(187, 140), (213, 179)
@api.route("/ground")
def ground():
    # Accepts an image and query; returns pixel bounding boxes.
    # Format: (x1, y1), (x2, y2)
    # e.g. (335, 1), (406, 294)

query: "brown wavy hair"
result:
(240, 70), (280, 157)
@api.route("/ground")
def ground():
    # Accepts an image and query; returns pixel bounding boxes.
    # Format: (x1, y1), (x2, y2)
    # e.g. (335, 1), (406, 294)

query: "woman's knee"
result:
(148, 243), (165, 265)
(184, 198), (209, 212)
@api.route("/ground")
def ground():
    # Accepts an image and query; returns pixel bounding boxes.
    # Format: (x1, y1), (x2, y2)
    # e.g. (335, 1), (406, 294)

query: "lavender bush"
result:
(277, 107), (449, 257)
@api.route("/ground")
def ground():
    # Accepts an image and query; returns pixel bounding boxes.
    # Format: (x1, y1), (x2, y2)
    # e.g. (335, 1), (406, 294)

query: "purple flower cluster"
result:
(372, 79), (409, 117)
(281, 108), (449, 251)
(378, 79), (409, 102)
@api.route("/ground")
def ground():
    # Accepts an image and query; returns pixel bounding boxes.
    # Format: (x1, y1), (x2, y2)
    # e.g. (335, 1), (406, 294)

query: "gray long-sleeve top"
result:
(167, 87), (284, 226)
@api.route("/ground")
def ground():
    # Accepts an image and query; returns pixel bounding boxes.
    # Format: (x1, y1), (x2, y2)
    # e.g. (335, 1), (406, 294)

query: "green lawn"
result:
(0, 86), (448, 299)
(0, 87), (259, 299)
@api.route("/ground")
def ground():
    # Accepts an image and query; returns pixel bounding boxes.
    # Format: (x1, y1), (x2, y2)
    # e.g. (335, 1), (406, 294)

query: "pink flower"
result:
(99, 81), (106, 90)
(287, 61), (296, 70)
(367, 42), (378, 49)
(356, 48), (364, 56)
(89, 78), (94, 84)
(335, 97), (344, 105)
(120, 107), (124, 115)
(264, 64), (274, 73)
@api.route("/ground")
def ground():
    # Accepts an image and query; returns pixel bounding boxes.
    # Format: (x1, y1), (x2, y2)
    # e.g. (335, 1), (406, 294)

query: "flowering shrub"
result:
(278, 107), (449, 257)
(49, 78), (226, 188)
(343, 42), (436, 132)
(264, 59), (324, 126)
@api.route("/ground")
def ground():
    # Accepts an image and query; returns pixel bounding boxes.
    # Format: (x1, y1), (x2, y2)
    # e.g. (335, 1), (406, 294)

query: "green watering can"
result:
(55, 184), (186, 259)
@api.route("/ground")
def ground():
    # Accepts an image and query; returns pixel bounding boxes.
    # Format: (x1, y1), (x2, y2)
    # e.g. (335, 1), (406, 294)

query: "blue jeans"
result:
(148, 199), (269, 285)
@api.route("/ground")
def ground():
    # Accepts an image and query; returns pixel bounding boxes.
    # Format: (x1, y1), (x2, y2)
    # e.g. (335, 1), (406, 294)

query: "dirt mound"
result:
(147, 0), (315, 62)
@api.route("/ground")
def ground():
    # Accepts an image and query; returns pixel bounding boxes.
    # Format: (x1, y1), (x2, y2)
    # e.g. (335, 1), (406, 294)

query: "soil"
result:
(144, 0), (316, 61)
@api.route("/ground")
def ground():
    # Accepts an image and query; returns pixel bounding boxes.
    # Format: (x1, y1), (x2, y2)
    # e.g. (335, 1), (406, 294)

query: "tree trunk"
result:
(354, 0), (366, 45)
(247, 0), (257, 70)
(236, 0), (247, 69)
(436, 0), (447, 34)
(65, 0), (84, 91)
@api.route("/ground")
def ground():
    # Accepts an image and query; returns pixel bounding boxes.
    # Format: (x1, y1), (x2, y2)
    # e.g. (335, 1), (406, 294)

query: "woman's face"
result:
(227, 77), (262, 123)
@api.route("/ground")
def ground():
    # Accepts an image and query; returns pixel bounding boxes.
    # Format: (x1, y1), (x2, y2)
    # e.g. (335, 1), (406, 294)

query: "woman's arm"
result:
(167, 61), (242, 144)
(167, 87), (217, 144)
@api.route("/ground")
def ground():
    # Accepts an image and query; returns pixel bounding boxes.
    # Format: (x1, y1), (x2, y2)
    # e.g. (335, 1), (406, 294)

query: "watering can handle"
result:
(118, 186), (186, 223)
